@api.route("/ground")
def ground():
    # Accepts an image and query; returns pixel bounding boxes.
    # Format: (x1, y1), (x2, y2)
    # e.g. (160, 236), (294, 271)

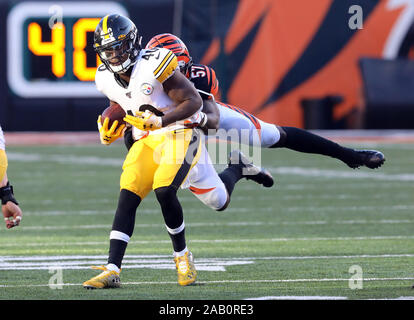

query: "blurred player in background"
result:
(0, 125), (22, 229)
(145, 34), (386, 171)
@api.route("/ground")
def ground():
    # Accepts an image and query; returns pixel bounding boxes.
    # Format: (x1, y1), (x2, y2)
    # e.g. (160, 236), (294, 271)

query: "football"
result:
(101, 102), (126, 128)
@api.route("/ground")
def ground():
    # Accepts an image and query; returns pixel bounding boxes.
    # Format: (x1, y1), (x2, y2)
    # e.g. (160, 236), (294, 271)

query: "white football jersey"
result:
(0, 125), (5, 150)
(95, 47), (202, 140)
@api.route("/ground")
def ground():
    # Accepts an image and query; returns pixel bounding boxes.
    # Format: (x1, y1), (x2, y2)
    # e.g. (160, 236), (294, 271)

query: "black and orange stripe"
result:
(218, 101), (262, 138)
(209, 67), (219, 97)
(146, 33), (192, 66)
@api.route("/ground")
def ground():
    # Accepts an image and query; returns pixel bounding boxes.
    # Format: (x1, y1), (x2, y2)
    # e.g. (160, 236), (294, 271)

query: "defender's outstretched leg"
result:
(272, 126), (385, 169)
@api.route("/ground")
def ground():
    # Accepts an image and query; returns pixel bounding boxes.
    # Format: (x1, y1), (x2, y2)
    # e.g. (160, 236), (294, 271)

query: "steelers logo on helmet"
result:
(94, 14), (142, 74)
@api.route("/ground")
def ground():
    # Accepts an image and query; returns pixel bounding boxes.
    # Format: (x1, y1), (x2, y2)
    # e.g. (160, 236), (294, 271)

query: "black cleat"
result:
(228, 150), (274, 187)
(347, 150), (386, 169)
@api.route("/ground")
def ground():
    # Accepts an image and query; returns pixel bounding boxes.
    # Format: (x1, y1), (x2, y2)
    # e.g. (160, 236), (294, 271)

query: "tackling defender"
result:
(0, 125), (22, 229)
(145, 34), (386, 171)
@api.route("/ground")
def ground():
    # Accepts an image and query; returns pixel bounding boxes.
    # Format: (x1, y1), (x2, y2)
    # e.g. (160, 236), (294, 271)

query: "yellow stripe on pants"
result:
(0, 149), (8, 182)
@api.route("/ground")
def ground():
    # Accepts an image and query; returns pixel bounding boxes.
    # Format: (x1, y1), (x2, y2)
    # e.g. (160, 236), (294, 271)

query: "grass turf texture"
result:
(0, 142), (413, 300)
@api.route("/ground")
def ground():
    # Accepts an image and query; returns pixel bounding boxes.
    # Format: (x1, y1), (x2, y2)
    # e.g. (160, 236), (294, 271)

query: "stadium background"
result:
(0, 0), (414, 132)
(1, 0), (414, 303)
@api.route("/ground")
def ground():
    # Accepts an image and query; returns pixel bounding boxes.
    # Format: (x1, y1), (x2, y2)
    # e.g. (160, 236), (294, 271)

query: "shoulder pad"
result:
(142, 48), (178, 83)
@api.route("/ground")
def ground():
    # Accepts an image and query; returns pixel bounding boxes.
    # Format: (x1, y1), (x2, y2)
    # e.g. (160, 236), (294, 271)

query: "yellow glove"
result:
(123, 111), (162, 131)
(97, 115), (125, 145)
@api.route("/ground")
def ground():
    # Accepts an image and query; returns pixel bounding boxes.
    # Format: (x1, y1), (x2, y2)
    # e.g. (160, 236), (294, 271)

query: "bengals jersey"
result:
(95, 47), (203, 141)
(188, 63), (280, 147)
(188, 64), (219, 100)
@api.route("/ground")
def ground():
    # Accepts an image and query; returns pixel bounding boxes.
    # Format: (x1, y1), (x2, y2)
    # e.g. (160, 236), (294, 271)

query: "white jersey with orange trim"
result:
(187, 64), (280, 148)
(95, 47), (203, 141)
(216, 102), (280, 148)
(182, 134), (228, 210)
(0, 126), (5, 150)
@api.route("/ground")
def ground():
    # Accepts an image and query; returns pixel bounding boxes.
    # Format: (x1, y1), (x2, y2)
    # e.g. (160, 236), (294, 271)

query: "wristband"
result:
(0, 182), (19, 205)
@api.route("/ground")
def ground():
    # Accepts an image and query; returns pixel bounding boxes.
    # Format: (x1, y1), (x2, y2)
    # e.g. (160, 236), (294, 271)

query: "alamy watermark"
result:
(348, 265), (363, 289)
(48, 4), (63, 29)
(348, 5), (363, 30)
(48, 266), (64, 289)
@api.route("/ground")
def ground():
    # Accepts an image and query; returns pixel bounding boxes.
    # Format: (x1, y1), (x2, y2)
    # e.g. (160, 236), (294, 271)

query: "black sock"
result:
(108, 239), (128, 269)
(168, 229), (187, 253)
(108, 189), (141, 268)
(155, 186), (187, 253)
(218, 164), (244, 197)
(274, 126), (358, 165)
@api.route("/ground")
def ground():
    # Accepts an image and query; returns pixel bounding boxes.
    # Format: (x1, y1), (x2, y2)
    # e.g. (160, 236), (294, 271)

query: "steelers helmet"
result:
(146, 33), (193, 77)
(94, 14), (141, 73)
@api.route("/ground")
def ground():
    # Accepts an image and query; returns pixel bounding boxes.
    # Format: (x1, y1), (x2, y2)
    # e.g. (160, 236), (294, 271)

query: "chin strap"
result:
(199, 112), (208, 128)
(0, 181), (19, 205)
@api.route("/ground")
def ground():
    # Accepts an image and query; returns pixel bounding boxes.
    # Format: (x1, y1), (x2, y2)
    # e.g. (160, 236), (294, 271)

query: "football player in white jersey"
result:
(0, 126), (22, 229)
(83, 14), (272, 289)
(83, 14), (201, 288)
(146, 34), (386, 170)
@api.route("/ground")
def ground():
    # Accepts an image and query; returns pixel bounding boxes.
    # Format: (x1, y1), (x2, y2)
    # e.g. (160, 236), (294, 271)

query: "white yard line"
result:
(1, 277), (414, 289)
(20, 203), (414, 217)
(17, 219), (414, 231)
(1, 254), (413, 289)
(270, 167), (414, 182)
(6, 152), (123, 167)
(7, 152), (414, 182)
(2, 253), (413, 262)
(1, 235), (414, 248)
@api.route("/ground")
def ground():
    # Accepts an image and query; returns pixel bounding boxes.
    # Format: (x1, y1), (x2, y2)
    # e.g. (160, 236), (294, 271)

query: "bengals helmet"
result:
(94, 14), (141, 73)
(146, 33), (193, 77)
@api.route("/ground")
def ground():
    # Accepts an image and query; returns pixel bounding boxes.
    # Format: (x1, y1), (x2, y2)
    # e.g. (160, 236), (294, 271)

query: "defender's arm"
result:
(200, 98), (220, 132)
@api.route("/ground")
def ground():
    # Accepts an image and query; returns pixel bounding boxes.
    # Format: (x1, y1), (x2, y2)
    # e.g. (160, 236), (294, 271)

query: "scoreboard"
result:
(7, 1), (128, 98)
(1, 0), (175, 131)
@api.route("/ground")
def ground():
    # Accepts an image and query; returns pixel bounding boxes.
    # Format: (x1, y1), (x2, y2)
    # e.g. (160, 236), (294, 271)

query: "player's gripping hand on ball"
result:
(3, 201), (22, 229)
(0, 180), (22, 229)
(97, 115), (126, 145)
(124, 110), (162, 131)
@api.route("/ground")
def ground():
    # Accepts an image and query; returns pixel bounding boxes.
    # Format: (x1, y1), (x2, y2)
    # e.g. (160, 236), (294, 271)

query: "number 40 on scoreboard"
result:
(7, 2), (128, 98)
(28, 18), (101, 81)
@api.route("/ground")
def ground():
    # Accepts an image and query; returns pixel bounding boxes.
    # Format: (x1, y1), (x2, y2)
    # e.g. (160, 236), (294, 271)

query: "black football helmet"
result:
(94, 14), (141, 73)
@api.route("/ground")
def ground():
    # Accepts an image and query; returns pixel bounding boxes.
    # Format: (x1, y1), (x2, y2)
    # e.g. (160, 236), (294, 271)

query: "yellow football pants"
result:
(120, 128), (203, 199)
(0, 149), (7, 182)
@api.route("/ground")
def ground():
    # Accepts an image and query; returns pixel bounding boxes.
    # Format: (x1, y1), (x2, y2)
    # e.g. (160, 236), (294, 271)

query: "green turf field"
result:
(1, 141), (413, 300)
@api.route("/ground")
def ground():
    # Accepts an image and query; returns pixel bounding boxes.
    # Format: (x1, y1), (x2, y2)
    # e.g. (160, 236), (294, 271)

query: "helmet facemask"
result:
(179, 57), (193, 78)
(95, 31), (141, 74)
